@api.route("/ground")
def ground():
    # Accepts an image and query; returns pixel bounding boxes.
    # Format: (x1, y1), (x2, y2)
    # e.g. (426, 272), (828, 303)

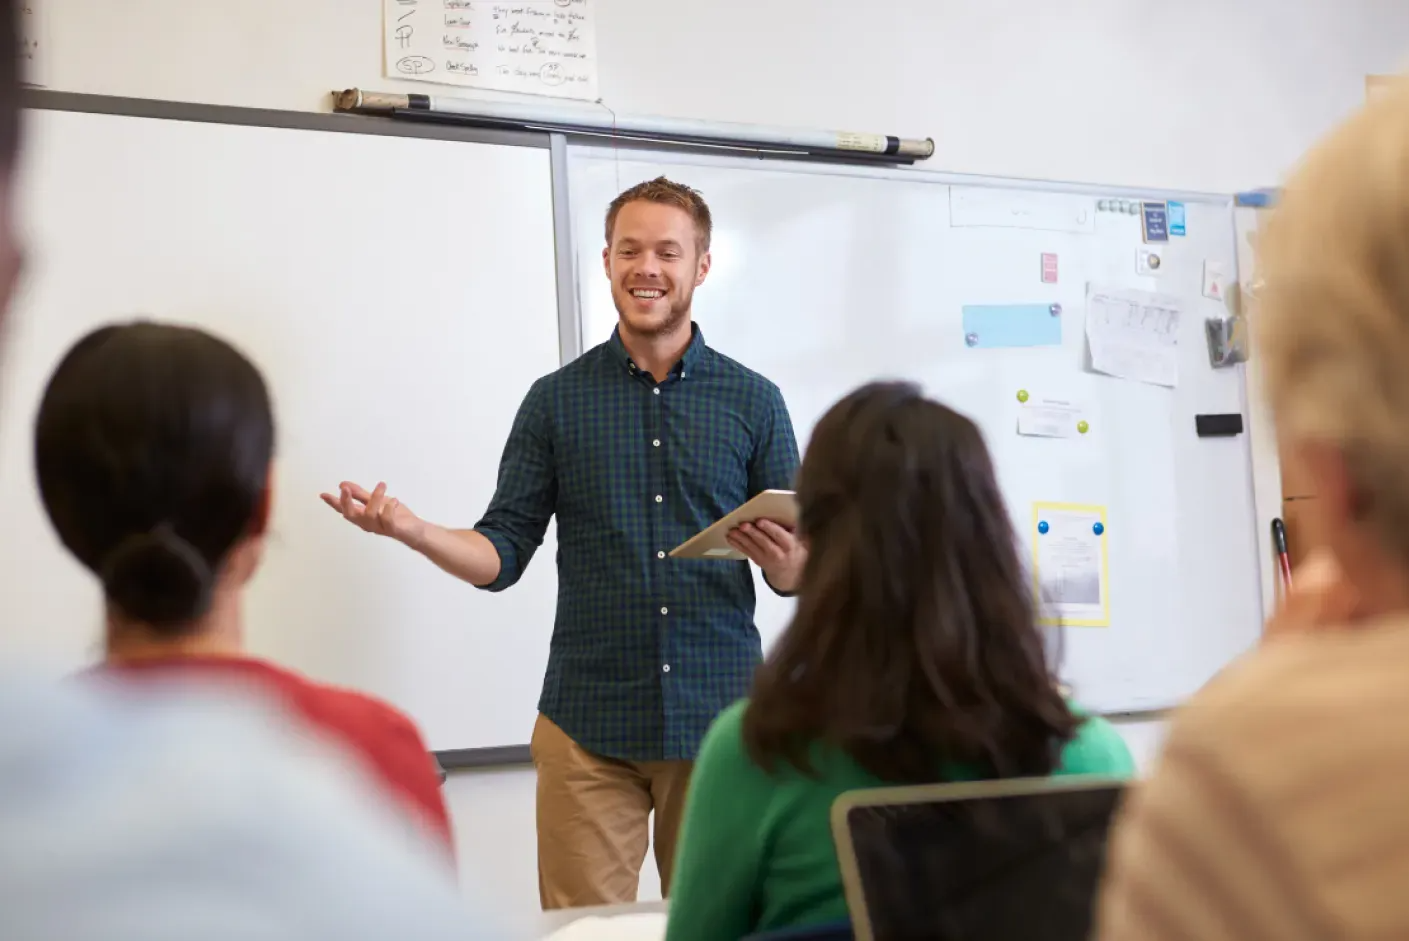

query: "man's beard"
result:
(614, 286), (692, 339)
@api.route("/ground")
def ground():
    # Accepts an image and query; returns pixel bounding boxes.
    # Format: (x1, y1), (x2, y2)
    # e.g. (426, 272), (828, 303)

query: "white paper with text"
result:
(1084, 284), (1183, 388)
(20, 1), (44, 86)
(384, 0), (599, 101)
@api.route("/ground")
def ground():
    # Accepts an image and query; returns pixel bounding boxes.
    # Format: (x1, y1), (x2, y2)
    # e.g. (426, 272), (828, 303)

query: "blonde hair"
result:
(1257, 78), (1409, 558)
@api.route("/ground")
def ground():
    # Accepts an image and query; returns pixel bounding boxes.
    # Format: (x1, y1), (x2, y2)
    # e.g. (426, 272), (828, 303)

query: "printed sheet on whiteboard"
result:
(1033, 502), (1110, 628)
(383, 0), (599, 101)
(1084, 284), (1183, 388)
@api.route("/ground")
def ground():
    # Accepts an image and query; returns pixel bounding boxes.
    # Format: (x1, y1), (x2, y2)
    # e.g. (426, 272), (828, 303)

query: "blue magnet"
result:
(1037, 520), (1049, 535)
(965, 332), (979, 347)
(1049, 303), (1062, 317)
(1093, 522), (1105, 536)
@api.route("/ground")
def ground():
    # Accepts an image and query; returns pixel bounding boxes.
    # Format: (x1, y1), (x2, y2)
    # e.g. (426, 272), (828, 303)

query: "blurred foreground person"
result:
(1097, 80), (1409, 940)
(0, 673), (495, 940)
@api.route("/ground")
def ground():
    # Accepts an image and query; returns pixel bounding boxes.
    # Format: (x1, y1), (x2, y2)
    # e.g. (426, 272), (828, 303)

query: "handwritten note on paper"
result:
(1084, 284), (1183, 388)
(384, 0), (599, 101)
(19, 1), (43, 86)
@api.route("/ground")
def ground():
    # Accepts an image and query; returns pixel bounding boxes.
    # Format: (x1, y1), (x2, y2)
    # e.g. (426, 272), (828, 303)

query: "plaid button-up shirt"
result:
(474, 325), (800, 761)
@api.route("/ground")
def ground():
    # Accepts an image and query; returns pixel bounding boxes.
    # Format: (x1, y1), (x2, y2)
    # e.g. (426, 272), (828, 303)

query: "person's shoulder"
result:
(0, 674), (484, 938)
(273, 667), (431, 754)
(314, 684), (427, 746)
(549, 338), (615, 383)
(693, 700), (783, 796)
(1058, 706), (1136, 778)
(1165, 620), (1409, 773)
(514, 341), (613, 407)
(699, 345), (784, 397)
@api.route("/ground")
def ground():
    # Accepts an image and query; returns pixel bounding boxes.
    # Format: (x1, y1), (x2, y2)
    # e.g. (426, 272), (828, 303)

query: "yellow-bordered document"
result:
(1032, 501), (1110, 627)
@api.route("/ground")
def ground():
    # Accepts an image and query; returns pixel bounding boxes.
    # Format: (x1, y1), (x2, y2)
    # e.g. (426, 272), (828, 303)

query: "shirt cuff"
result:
(763, 569), (798, 598)
(473, 527), (518, 593)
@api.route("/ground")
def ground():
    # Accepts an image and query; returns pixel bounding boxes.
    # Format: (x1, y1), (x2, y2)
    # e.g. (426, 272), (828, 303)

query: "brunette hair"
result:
(34, 322), (275, 631)
(742, 381), (1079, 783)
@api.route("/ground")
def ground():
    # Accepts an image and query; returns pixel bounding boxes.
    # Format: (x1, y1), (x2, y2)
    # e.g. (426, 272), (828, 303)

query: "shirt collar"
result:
(608, 322), (707, 380)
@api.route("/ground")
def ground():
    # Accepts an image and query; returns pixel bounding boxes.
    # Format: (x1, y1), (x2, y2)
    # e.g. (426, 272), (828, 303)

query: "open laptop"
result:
(831, 776), (1128, 941)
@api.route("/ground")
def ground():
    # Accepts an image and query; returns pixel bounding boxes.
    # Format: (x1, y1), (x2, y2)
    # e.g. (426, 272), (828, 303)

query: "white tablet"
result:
(669, 489), (799, 560)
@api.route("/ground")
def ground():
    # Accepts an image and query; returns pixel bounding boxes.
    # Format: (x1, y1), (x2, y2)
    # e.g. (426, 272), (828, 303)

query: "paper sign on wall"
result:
(1041, 253), (1059, 284)
(1168, 201), (1187, 236)
(19, 0), (43, 87)
(1033, 502), (1110, 627)
(1202, 261), (1229, 301)
(1017, 395), (1089, 438)
(1141, 201), (1170, 243)
(1085, 284), (1183, 388)
(382, 0), (600, 101)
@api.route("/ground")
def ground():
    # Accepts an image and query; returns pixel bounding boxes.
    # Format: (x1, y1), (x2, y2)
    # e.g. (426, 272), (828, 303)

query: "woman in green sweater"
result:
(665, 381), (1135, 941)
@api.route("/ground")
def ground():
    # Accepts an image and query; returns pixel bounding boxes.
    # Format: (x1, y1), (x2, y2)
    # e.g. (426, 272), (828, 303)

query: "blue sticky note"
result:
(1142, 201), (1169, 242)
(1235, 188), (1278, 208)
(961, 304), (1062, 349)
(1168, 201), (1186, 236)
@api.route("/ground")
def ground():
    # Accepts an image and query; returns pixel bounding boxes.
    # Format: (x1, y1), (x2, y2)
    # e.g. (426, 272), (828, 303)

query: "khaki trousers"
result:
(530, 714), (693, 910)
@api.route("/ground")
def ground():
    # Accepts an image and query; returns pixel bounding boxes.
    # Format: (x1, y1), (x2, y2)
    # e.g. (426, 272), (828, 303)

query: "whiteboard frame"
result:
(9, 93), (1280, 768)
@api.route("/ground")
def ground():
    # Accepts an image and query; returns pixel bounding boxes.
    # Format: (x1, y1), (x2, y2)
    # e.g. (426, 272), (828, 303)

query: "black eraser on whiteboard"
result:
(1195, 413), (1244, 437)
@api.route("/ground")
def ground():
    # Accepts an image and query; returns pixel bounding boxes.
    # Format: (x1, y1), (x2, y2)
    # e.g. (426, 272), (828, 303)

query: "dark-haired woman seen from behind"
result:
(664, 381), (1134, 941)
(35, 321), (454, 860)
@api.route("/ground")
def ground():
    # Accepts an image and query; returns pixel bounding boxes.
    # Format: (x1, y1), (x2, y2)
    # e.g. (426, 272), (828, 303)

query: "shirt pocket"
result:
(670, 405), (753, 515)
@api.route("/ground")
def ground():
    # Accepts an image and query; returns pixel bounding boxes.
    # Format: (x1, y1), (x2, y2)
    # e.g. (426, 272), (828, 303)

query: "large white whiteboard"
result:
(568, 146), (1266, 714)
(0, 105), (563, 751)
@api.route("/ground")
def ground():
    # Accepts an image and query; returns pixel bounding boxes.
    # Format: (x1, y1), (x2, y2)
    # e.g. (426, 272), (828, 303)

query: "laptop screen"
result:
(839, 780), (1126, 941)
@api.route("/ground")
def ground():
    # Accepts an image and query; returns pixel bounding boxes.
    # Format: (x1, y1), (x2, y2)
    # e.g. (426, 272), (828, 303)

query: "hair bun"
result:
(99, 525), (214, 628)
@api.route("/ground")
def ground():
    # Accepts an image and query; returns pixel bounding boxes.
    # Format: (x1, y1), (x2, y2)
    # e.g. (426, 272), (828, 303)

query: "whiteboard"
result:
(0, 106), (562, 751)
(567, 146), (1265, 715)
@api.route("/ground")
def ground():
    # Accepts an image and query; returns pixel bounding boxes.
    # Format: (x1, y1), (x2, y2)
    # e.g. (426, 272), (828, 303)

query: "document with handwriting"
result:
(1084, 284), (1183, 388)
(384, 0), (598, 101)
(20, 1), (44, 86)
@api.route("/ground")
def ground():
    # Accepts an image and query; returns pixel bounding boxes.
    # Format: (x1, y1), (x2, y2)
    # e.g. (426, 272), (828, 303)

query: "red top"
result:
(99, 656), (454, 860)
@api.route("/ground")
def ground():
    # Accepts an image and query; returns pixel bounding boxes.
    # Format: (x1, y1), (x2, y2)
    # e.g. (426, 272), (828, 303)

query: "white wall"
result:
(30, 0), (1406, 918)
(39, 0), (1409, 191)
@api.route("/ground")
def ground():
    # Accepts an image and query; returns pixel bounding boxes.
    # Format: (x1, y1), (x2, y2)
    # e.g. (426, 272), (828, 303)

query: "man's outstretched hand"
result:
(320, 481), (425, 546)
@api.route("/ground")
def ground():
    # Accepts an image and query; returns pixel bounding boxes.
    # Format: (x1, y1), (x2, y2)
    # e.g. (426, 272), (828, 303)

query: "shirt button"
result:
(660, 606), (668, 615)
(657, 551), (665, 559)
(662, 664), (671, 673)
(655, 495), (663, 503)
(652, 439), (661, 447)
(653, 388), (661, 396)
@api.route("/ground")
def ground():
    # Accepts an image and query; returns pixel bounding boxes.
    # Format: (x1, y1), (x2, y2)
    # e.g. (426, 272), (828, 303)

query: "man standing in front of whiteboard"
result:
(323, 176), (805, 909)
